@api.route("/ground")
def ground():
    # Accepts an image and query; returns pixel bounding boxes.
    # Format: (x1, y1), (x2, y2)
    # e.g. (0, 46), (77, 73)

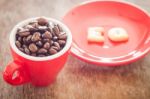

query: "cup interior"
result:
(10, 17), (72, 61)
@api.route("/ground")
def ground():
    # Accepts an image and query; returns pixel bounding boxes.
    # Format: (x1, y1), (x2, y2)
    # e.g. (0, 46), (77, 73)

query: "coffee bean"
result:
(38, 26), (48, 31)
(58, 32), (67, 40)
(50, 40), (54, 45)
(15, 41), (21, 48)
(38, 48), (47, 54)
(22, 44), (28, 48)
(26, 35), (32, 44)
(43, 39), (50, 43)
(58, 40), (66, 46)
(26, 25), (38, 32)
(53, 42), (60, 50)
(19, 48), (24, 52)
(57, 24), (63, 32)
(18, 31), (30, 37)
(49, 48), (57, 55)
(37, 18), (48, 26)
(36, 41), (43, 47)
(43, 42), (50, 49)
(51, 46), (59, 51)
(22, 37), (27, 44)
(29, 22), (38, 28)
(24, 47), (30, 55)
(29, 43), (38, 53)
(42, 31), (52, 39)
(53, 36), (58, 41)
(17, 27), (29, 33)
(31, 53), (36, 56)
(31, 32), (41, 42)
(53, 25), (60, 36)
(17, 37), (22, 42)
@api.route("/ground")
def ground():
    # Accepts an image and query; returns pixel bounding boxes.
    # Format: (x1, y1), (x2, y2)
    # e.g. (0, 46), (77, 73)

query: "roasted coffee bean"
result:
(37, 18), (48, 26)
(58, 32), (67, 40)
(17, 37), (22, 42)
(26, 25), (38, 32)
(29, 22), (38, 28)
(31, 32), (41, 42)
(58, 40), (66, 46)
(57, 24), (63, 32)
(22, 37), (27, 43)
(31, 53), (36, 56)
(43, 42), (50, 49)
(36, 41), (43, 47)
(38, 26), (47, 31)
(15, 41), (21, 48)
(49, 48), (57, 55)
(24, 47), (30, 55)
(53, 25), (60, 36)
(50, 40), (54, 45)
(17, 27), (29, 32)
(19, 48), (24, 52)
(53, 42), (60, 50)
(18, 31), (30, 37)
(29, 43), (38, 53)
(43, 39), (50, 43)
(53, 36), (58, 41)
(42, 31), (52, 39)
(38, 54), (46, 57)
(38, 48), (47, 54)
(22, 44), (28, 48)
(51, 46), (59, 51)
(26, 35), (32, 44)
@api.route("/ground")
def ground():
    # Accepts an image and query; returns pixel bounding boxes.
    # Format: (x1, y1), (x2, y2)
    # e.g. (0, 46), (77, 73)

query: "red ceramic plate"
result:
(63, 0), (150, 66)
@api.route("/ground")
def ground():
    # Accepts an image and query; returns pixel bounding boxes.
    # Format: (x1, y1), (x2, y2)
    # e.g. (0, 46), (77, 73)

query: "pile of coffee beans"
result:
(15, 18), (67, 57)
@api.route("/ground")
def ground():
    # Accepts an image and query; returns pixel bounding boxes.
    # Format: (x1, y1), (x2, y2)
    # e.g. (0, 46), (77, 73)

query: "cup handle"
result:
(3, 60), (30, 85)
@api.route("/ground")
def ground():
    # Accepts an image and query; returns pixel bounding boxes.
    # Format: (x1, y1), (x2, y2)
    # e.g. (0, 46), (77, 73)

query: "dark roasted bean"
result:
(17, 37), (22, 42)
(24, 47), (30, 55)
(58, 32), (67, 40)
(43, 39), (50, 43)
(57, 24), (63, 32)
(43, 42), (50, 49)
(58, 40), (66, 46)
(15, 41), (21, 48)
(31, 32), (41, 42)
(53, 36), (58, 41)
(49, 48), (57, 55)
(26, 35), (32, 44)
(36, 41), (43, 47)
(37, 18), (48, 26)
(42, 31), (52, 39)
(51, 46), (59, 51)
(53, 42), (60, 50)
(22, 44), (28, 48)
(18, 31), (30, 37)
(19, 48), (24, 52)
(31, 53), (36, 56)
(38, 48), (47, 54)
(53, 25), (60, 36)
(29, 43), (38, 53)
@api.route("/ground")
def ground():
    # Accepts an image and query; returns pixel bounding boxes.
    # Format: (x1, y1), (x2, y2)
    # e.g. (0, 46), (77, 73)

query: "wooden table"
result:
(0, 0), (150, 99)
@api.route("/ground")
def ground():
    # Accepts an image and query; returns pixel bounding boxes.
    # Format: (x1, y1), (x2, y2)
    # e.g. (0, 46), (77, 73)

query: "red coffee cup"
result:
(3, 17), (72, 86)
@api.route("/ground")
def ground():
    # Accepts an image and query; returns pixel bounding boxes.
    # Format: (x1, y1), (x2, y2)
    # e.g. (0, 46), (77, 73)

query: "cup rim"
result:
(10, 17), (72, 61)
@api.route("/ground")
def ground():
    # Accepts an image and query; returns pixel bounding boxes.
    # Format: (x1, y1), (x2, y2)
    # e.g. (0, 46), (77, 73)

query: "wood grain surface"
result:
(0, 0), (150, 99)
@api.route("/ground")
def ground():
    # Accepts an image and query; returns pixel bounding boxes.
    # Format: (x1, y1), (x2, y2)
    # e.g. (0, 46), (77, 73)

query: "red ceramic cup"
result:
(3, 17), (72, 86)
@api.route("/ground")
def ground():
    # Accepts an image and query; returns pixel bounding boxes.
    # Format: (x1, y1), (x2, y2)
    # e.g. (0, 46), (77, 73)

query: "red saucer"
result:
(63, 0), (150, 66)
